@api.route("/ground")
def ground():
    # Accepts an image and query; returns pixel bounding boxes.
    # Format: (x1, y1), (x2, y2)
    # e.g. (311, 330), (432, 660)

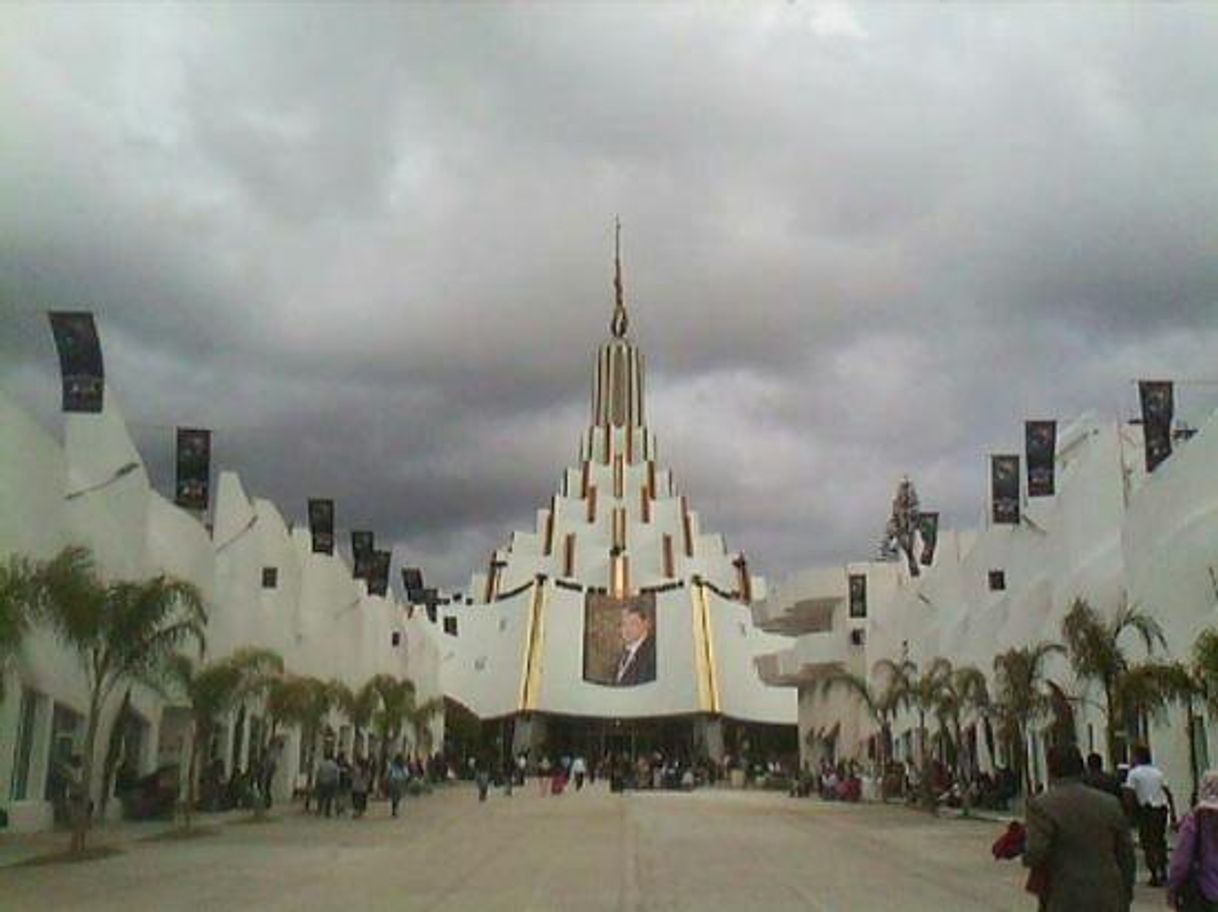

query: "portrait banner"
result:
(583, 591), (657, 687)
(1025, 420), (1057, 497)
(174, 428), (211, 511)
(1139, 380), (1174, 473)
(848, 574), (867, 619)
(351, 530), (374, 579)
(918, 512), (939, 566)
(991, 454), (1020, 525)
(308, 498), (335, 555)
(48, 311), (105, 413)
(367, 549), (391, 596)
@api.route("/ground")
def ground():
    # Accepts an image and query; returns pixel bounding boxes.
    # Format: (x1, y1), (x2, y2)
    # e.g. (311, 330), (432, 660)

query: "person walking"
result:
(1126, 743), (1178, 886)
(1167, 769), (1218, 910)
(572, 755), (588, 791)
(476, 761), (491, 802)
(387, 753), (409, 818)
(315, 752), (339, 818)
(335, 753), (352, 817)
(1024, 744), (1135, 912)
(350, 758), (369, 819)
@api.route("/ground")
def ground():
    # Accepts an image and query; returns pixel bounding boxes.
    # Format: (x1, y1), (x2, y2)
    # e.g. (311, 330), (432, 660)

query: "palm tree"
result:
(331, 678), (381, 758)
(405, 696), (445, 759)
(818, 658), (917, 800)
(371, 674), (415, 771)
(166, 647), (284, 829)
(933, 664), (990, 796)
(1061, 595), (1166, 765)
(35, 546), (206, 853)
(992, 641), (1066, 801)
(0, 553), (41, 702)
(265, 675), (335, 808)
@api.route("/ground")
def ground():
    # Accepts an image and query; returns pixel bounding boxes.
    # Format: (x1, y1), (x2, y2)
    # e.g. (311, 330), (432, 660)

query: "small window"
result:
(849, 628), (866, 647)
(261, 567), (278, 589)
(988, 570), (1006, 591)
(443, 616), (458, 637)
(391, 631), (402, 647)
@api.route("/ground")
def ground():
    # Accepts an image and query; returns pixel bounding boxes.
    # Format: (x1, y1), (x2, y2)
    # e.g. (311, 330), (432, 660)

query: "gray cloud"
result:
(3, 3), (1217, 591)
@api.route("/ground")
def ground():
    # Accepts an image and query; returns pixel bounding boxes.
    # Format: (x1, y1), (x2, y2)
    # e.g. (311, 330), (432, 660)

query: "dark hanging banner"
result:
(991, 455), (1020, 525)
(48, 311), (105, 413)
(367, 550), (391, 596)
(402, 567), (424, 600)
(848, 573), (867, 619)
(174, 428), (211, 511)
(307, 499), (335, 555)
(919, 512), (939, 566)
(1025, 420), (1057, 497)
(351, 531), (374, 579)
(1139, 380), (1174, 473)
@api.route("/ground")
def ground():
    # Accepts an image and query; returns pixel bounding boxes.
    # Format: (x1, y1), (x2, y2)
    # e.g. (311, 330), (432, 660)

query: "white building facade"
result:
(0, 383), (443, 833)
(756, 409), (1218, 798)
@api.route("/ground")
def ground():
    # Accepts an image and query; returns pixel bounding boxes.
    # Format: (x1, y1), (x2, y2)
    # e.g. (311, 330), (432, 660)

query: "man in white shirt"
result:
(1124, 743), (1177, 887)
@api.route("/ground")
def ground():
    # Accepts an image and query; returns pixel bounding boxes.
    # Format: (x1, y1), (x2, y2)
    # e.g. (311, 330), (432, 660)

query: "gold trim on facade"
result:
(690, 582), (713, 712)
(519, 579), (547, 711)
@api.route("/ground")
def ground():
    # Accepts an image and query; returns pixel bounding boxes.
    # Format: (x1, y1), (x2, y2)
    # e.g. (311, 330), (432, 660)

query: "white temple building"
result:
(437, 233), (796, 762)
(756, 407), (1218, 799)
(0, 381), (443, 833)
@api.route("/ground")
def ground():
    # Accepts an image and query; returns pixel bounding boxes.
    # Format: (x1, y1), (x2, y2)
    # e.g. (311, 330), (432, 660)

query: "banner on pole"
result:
(308, 499), (335, 555)
(1025, 420), (1057, 497)
(1139, 380), (1174, 472)
(367, 549), (391, 596)
(991, 455), (1020, 525)
(848, 574), (868, 618)
(351, 531), (374, 579)
(174, 428), (211, 511)
(48, 312), (104, 413)
(918, 512), (939, 566)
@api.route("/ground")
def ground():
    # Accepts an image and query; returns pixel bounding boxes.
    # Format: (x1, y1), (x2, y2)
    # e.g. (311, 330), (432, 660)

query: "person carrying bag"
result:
(1168, 770), (1218, 911)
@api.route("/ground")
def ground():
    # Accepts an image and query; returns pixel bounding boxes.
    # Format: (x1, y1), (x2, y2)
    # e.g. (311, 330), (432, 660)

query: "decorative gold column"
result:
(519, 578), (548, 712)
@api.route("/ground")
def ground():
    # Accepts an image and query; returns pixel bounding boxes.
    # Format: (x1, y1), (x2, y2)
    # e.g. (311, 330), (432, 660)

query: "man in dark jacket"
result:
(1024, 744), (1136, 912)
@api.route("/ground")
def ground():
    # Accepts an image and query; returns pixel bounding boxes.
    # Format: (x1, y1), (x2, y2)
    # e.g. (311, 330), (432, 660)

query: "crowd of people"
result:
(988, 742), (1218, 911)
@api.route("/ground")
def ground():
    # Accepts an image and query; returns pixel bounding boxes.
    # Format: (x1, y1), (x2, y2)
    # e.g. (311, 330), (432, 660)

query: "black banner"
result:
(1139, 380), (1174, 473)
(308, 499), (334, 555)
(991, 455), (1020, 525)
(174, 428), (211, 511)
(1025, 420), (1057, 497)
(367, 549), (391, 596)
(402, 567), (424, 600)
(351, 531), (374, 579)
(918, 512), (939, 566)
(48, 312), (105, 413)
(848, 574), (867, 618)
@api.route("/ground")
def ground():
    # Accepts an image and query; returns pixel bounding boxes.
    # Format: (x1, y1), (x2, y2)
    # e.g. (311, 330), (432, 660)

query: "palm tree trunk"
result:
(1104, 683), (1121, 766)
(182, 719), (201, 831)
(73, 686), (104, 854)
(1185, 692), (1200, 807)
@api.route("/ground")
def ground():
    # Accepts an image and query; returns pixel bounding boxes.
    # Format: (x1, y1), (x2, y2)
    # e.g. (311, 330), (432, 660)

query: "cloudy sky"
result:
(3, 3), (1216, 592)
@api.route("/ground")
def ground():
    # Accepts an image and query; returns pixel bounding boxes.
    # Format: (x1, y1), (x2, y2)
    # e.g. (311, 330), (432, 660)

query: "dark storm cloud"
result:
(3, 3), (1217, 590)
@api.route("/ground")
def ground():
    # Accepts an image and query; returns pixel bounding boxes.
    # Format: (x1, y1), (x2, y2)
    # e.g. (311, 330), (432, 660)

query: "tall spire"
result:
(611, 216), (628, 339)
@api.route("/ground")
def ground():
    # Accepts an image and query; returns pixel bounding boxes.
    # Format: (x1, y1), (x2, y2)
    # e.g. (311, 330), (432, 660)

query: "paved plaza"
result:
(0, 785), (1163, 911)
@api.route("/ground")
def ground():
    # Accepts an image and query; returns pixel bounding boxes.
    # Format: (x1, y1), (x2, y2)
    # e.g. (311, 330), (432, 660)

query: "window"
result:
(443, 616), (458, 637)
(391, 631), (402, 647)
(849, 629), (866, 647)
(988, 570), (1006, 591)
(261, 567), (278, 589)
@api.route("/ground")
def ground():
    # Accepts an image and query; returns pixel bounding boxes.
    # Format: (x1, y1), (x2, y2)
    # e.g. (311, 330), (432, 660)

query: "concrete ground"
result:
(0, 784), (1165, 911)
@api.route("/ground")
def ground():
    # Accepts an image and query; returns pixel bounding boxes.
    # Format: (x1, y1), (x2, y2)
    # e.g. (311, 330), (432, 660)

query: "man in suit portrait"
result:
(614, 602), (656, 686)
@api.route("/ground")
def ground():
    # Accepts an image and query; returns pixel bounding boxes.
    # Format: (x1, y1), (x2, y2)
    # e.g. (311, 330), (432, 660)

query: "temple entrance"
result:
(541, 714), (699, 765)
